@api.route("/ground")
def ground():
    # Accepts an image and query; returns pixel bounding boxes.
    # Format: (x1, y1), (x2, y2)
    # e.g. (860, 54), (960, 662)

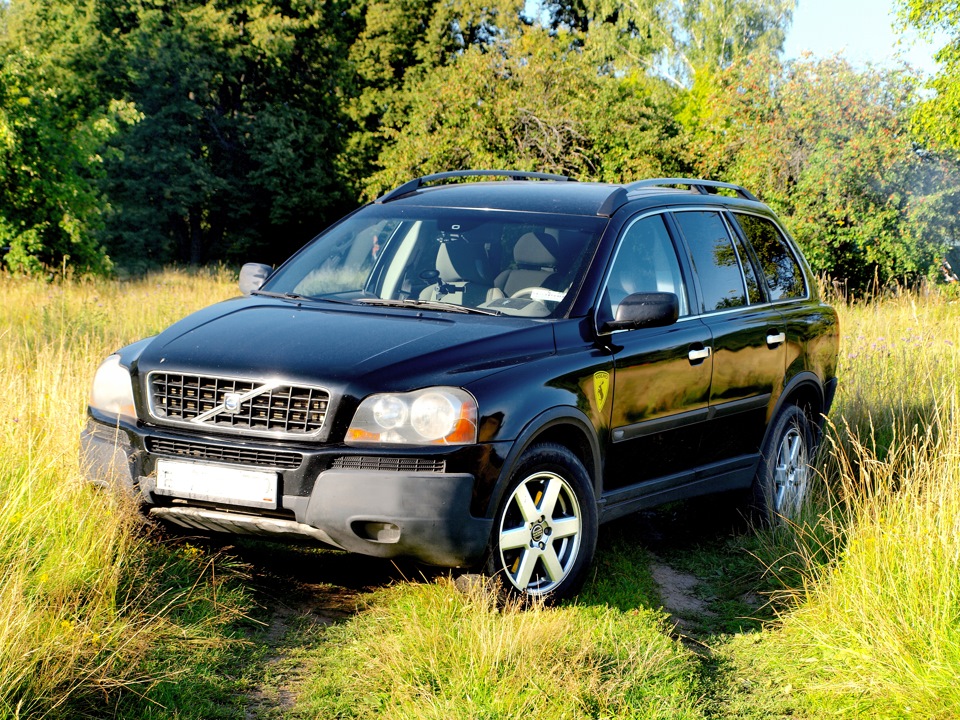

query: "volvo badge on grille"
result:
(223, 392), (242, 413)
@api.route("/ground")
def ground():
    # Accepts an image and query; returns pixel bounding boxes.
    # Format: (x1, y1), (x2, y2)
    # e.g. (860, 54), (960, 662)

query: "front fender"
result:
(482, 406), (602, 520)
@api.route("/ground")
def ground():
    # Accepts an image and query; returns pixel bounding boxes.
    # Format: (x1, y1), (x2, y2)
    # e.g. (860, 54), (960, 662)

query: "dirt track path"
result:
(214, 542), (443, 719)
(222, 494), (766, 718)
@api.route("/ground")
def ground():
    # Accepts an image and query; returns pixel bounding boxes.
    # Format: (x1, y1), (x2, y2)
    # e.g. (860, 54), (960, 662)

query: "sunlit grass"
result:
(301, 578), (704, 720)
(726, 290), (960, 718)
(4, 268), (960, 718)
(0, 268), (246, 717)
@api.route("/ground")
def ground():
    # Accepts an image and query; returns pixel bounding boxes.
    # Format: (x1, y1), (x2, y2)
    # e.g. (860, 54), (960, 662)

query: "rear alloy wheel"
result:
(753, 404), (813, 524)
(486, 443), (597, 600)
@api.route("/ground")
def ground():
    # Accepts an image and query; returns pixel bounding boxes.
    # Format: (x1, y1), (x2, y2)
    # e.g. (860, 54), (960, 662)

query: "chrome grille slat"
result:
(149, 372), (328, 437)
(146, 437), (302, 470)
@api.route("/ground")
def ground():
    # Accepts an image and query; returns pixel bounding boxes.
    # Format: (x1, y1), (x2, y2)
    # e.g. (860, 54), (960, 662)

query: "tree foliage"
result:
(92, 0), (362, 269)
(0, 1), (119, 274)
(0, 0), (956, 288)
(686, 55), (960, 288)
(366, 26), (683, 198)
(899, 0), (960, 159)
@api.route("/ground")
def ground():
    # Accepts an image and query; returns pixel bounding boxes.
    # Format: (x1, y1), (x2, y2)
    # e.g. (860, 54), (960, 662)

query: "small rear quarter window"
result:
(733, 213), (806, 301)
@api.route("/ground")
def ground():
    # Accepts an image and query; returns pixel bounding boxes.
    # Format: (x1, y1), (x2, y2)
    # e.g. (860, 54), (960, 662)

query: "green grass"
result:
(4, 271), (960, 718)
(299, 578), (704, 720)
(0, 268), (252, 718)
(710, 290), (960, 718)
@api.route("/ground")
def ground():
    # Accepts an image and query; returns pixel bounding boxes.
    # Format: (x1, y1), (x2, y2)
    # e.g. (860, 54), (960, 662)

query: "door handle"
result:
(766, 332), (786, 347)
(688, 346), (712, 362)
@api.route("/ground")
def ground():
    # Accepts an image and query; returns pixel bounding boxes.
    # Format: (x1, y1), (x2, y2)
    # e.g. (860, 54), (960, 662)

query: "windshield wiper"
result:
(356, 298), (501, 316)
(252, 290), (352, 305)
(252, 290), (307, 300)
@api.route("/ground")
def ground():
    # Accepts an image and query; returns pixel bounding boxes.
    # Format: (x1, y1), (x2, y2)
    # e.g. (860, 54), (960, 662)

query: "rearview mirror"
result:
(601, 292), (679, 333)
(239, 263), (273, 295)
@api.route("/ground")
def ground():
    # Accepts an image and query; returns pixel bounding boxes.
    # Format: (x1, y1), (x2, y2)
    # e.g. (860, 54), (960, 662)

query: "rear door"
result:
(669, 209), (786, 465)
(729, 211), (811, 384)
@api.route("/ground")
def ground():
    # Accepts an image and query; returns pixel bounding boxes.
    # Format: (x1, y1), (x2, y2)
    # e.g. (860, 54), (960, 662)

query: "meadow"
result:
(0, 269), (957, 718)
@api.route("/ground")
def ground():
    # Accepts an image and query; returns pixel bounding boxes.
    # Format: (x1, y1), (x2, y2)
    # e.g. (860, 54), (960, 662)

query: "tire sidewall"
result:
(484, 442), (598, 601)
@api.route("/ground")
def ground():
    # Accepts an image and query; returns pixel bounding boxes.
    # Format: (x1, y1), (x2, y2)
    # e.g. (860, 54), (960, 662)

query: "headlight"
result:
(89, 354), (137, 422)
(346, 387), (478, 445)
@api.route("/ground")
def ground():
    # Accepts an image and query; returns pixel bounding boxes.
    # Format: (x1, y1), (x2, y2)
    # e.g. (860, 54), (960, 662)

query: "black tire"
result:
(484, 442), (598, 602)
(752, 404), (814, 525)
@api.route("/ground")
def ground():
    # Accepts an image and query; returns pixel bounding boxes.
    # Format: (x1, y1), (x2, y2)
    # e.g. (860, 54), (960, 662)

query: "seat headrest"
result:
(514, 232), (559, 268)
(436, 241), (490, 284)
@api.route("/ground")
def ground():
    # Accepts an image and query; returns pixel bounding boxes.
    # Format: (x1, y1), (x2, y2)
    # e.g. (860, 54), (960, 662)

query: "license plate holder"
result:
(155, 459), (278, 509)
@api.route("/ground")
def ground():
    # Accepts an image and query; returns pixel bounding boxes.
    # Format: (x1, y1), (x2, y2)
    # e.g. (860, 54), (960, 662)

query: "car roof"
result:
(375, 172), (771, 218)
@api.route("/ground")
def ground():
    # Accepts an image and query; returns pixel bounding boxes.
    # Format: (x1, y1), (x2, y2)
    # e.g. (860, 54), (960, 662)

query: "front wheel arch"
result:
(484, 408), (602, 521)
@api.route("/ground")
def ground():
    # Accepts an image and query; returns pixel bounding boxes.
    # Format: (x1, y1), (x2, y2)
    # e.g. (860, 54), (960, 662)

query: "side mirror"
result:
(239, 263), (273, 295)
(602, 292), (679, 333)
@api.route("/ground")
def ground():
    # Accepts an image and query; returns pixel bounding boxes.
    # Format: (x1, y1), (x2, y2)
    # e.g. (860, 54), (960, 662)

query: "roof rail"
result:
(625, 178), (759, 202)
(376, 170), (573, 204)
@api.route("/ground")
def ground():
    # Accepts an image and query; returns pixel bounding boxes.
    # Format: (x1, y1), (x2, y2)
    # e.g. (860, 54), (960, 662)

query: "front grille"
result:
(331, 456), (447, 473)
(147, 437), (303, 470)
(148, 372), (328, 437)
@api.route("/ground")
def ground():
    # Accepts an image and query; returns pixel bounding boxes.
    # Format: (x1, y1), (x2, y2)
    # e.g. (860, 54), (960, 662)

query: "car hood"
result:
(133, 296), (557, 395)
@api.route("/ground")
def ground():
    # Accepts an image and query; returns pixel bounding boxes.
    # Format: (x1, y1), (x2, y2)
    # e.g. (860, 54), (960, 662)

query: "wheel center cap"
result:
(530, 522), (545, 543)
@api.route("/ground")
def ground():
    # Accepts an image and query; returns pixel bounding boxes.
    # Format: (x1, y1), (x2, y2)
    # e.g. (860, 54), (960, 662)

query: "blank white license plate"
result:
(155, 460), (277, 509)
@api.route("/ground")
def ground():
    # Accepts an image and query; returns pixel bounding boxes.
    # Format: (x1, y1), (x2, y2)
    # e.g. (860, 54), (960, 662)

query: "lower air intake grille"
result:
(147, 437), (302, 470)
(331, 456), (447, 473)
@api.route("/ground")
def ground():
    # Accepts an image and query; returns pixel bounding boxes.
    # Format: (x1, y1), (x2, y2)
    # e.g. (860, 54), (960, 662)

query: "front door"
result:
(601, 213), (713, 490)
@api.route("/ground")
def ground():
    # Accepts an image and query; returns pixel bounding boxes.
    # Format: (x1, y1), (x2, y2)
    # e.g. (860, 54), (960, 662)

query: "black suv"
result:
(82, 171), (839, 599)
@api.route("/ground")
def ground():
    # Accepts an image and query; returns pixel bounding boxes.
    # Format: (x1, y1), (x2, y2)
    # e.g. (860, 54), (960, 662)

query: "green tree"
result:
(342, 0), (526, 189)
(547, 0), (793, 86)
(366, 25), (683, 198)
(0, 0), (121, 274)
(95, 0), (360, 269)
(898, 0), (960, 158)
(688, 55), (960, 289)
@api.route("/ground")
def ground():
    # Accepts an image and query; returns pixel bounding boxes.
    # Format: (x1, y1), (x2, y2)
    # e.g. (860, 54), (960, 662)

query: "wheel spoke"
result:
(541, 545), (564, 582)
(500, 526), (530, 551)
(774, 482), (786, 511)
(513, 548), (538, 589)
(514, 484), (541, 523)
(787, 434), (802, 465)
(551, 516), (580, 540)
(539, 476), (562, 519)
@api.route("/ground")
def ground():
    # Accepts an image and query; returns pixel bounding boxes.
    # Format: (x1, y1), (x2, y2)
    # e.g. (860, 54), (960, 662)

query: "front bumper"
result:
(81, 416), (498, 567)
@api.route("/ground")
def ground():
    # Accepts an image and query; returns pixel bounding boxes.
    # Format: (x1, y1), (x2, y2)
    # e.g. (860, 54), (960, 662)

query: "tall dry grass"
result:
(748, 289), (960, 717)
(0, 269), (243, 718)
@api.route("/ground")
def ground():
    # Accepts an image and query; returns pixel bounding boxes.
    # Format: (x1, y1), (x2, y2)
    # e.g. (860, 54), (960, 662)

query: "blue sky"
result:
(783, 0), (945, 75)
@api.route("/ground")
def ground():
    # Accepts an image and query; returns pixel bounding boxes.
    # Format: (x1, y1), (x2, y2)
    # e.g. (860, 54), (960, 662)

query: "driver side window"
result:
(605, 214), (688, 321)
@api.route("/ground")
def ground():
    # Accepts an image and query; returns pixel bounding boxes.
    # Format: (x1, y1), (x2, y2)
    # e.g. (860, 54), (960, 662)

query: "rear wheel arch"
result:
(768, 372), (825, 441)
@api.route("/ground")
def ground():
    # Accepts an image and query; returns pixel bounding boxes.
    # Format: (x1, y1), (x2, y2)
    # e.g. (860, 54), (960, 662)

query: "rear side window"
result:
(673, 211), (746, 313)
(733, 213), (806, 301)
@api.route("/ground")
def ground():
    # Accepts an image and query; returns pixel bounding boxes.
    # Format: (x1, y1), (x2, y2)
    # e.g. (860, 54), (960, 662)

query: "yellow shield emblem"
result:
(593, 371), (610, 412)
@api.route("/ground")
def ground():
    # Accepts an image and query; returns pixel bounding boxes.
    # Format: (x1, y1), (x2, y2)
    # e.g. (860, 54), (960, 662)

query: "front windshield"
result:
(261, 205), (608, 318)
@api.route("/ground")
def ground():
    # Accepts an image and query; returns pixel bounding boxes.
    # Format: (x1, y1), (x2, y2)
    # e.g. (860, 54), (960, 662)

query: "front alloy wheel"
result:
(487, 443), (597, 600)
